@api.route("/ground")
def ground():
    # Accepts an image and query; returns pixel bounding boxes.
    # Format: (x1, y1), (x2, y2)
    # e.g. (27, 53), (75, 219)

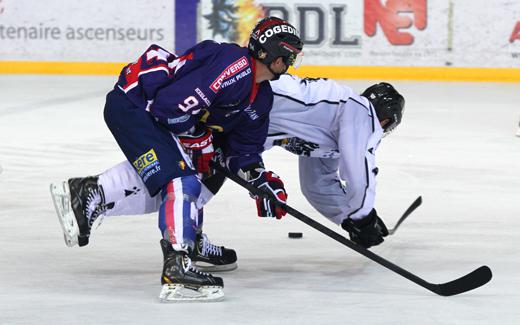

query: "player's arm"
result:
(150, 77), (214, 134)
(117, 44), (179, 100)
(341, 82), (405, 248)
(225, 105), (288, 219)
(336, 95), (388, 248)
(148, 42), (226, 134)
(337, 103), (379, 221)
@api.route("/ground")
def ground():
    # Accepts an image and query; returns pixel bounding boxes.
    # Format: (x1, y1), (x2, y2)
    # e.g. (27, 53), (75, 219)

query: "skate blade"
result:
(194, 261), (238, 273)
(159, 284), (224, 303)
(49, 182), (79, 247)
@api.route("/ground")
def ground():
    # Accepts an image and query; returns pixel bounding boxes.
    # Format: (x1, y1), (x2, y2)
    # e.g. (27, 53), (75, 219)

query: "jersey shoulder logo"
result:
(210, 56), (249, 93)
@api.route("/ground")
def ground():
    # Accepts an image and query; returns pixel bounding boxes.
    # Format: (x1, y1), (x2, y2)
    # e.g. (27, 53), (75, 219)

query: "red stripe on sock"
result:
(165, 181), (176, 244)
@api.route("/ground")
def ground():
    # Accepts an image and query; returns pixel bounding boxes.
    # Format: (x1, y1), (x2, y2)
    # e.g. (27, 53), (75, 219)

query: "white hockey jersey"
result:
(266, 74), (384, 222)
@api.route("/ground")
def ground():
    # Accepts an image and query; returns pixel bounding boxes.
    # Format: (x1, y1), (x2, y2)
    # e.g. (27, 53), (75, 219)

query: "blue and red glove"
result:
(244, 167), (287, 219)
(178, 128), (214, 176)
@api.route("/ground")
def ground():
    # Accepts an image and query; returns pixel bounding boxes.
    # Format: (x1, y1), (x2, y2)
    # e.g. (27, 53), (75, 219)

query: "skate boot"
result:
(50, 176), (109, 247)
(159, 239), (224, 303)
(191, 233), (238, 272)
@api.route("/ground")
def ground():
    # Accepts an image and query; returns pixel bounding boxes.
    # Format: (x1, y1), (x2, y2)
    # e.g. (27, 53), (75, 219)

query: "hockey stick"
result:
(388, 196), (422, 235)
(212, 163), (492, 296)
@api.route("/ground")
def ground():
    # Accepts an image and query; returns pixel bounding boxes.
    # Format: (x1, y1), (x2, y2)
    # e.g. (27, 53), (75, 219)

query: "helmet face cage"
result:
(248, 17), (304, 68)
(382, 111), (401, 135)
(279, 41), (304, 68)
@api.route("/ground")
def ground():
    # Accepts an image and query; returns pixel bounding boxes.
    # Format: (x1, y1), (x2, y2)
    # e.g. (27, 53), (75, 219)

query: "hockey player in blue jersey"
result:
(52, 17), (304, 302)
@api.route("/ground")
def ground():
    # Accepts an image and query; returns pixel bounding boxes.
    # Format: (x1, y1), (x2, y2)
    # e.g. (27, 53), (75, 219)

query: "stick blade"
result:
(431, 266), (492, 296)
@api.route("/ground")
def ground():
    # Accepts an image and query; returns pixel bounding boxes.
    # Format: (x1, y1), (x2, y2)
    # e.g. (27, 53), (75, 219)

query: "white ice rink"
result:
(0, 75), (519, 324)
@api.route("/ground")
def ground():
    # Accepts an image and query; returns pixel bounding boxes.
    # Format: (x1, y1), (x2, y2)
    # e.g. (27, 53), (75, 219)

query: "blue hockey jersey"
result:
(115, 41), (273, 171)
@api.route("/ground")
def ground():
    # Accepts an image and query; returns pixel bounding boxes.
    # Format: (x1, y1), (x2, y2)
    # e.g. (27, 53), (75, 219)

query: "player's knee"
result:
(103, 89), (130, 130)
(299, 179), (312, 200)
(103, 92), (118, 127)
(162, 174), (201, 202)
(180, 174), (201, 202)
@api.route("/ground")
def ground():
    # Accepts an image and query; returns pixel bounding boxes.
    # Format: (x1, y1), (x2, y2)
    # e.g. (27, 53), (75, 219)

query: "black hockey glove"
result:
(240, 166), (288, 219)
(341, 209), (389, 248)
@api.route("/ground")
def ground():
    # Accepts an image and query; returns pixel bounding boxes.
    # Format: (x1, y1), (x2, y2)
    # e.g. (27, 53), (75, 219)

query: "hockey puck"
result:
(288, 232), (303, 239)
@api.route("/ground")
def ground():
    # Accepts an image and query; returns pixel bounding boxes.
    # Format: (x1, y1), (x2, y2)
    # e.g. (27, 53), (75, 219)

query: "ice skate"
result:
(50, 176), (107, 247)
(192, 233), (237, 272)
(50, 181), (77, 247)
(159, 239), (224, 303)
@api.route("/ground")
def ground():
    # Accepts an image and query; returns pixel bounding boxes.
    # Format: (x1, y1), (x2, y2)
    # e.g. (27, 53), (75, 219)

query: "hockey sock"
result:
(158, 174), (201, 251)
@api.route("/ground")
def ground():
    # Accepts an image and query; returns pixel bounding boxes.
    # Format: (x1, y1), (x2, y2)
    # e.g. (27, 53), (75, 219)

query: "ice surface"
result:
(0, 75), (519, 324)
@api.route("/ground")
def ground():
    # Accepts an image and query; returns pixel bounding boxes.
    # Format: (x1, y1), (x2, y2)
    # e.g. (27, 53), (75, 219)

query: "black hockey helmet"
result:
(248, 17), (304, 69)
(362, 82), (405, 134)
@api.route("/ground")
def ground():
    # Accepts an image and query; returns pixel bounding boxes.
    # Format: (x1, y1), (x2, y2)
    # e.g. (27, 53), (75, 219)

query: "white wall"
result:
(1, 0), (519, 68)
(0, 0), (173, 62)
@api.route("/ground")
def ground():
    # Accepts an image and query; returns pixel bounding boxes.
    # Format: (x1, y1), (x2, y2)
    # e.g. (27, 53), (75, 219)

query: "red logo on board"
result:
(510, 21), (520, 43)
(364, 0), (427, 45)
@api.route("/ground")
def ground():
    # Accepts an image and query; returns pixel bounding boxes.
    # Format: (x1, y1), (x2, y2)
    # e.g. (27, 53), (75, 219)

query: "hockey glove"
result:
(242, 167), (287, 219)
(341, 209), (389, 248)
(178, 128), (214, 176)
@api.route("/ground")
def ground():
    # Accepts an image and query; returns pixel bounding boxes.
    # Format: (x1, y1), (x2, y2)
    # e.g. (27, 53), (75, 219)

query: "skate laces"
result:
(84, 187), (104, 228)
(183, 254), (211, 276)
(200, 234), (223, 257)
(91, 205), (108, 230)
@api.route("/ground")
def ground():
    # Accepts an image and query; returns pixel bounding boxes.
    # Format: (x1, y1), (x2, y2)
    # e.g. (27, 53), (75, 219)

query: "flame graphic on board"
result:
(235, 0), (265, 46)
(204, 0), (264, 45)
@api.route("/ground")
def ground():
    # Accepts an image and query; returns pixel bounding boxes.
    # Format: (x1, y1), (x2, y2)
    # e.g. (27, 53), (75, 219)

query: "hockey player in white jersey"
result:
(51, 75), (404, 268)
(265, 76), (404, 248)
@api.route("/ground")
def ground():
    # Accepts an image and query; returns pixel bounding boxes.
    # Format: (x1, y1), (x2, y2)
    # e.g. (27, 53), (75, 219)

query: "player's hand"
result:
(178, 128), (214, 176)
(341, 209), (389, 248)
(246, 168), (287, 219)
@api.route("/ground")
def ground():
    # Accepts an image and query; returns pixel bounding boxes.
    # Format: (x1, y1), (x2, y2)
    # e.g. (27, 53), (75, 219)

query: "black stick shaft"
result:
(212, 163), (491, 296)
(388, 196), (422, 235)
